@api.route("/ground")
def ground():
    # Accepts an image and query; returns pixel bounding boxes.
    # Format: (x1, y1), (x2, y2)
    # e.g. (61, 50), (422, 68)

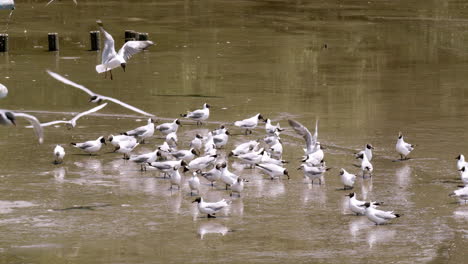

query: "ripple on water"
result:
(0, 201), (37, 214)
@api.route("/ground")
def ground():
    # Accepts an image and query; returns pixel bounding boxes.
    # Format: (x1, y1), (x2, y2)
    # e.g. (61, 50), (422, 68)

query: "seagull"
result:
(156, 119), (181, 135)
(123, 118), (155, 144)
(107, 134), (137, 151)
(188, 172), (201, 196)
(298, 163), (329, 184)
(229, 140), (259, 156)
(170, 148), (198, 162)
(449, 186), (468, 203)
(46, 70), (154, 117)
(190, 134), (204, 151)
(53, 145), (65, 164)
(302, 142), (324, 166)
(362, 202), (400, 225)
(212, 125), (227, 135)
(220, 162), (239, 189)
(340, 168), (356, 190)
(346, 192), (381, 215)
(234, 148), (264, 168)
(269, 138), (283, 159)
(264, 119), (284, 135)
(230, 177), (244, 197)
(28, 103), (108, 129)
(288, 119), (318, 154)
(71, 136), (106, 155)
(148, 160), (187, 177)
(184, 155), (218, 171)
(165, 131), (178, 148)
(355, 144), (374, 161)
(234, 114), (265, 135)
(192, 197), (230, 218)
(129, 148), (159, 171)
(213, 129), (230, 149)
(0, 83), (8, 99)
(114, 140), (139, 159)
(396, 132), (415, 160)
(168, 167), (182, 190)
(361, 153), (373, 178)
(261, 151), (287, 166)
(201, 164), (223, 187)
(263, 131), (281, 147)
(181, 103), (210, 125)
(256, 163), (289, 180)
(458, 167), (468, 185)
(456, 154), (468, 172)
(0, 110), (44, 144)
(96, 20), (154, 80)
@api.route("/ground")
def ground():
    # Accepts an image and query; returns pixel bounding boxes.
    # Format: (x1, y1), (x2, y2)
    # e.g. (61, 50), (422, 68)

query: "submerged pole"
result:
(48, 33), (59, 51)
(124, 30), (137, 42)
(138, 33), (148, 41)
(90, 31), (100, 51)
(0, 34), (8, 52)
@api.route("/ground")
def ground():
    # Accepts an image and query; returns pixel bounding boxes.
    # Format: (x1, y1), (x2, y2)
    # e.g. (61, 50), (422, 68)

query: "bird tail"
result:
(96, 64), (108, 73)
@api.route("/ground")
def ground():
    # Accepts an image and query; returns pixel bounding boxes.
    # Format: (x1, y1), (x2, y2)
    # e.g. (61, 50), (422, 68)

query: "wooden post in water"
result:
(90, 31), (100, 51)
(0, 34), (8, 52)
(124, 30), (137, 42)
(48, 33), (59, 51)
(138, 33), (149, 41)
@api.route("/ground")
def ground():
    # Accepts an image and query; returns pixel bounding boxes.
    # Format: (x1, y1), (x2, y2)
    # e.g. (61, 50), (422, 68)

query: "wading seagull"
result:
(47, 70), (154, 117)
(264, 119), (284, 135)
(458, 167), (468, 185)
(288, 119), (318, 154)
(114, 140), (139, 160)
(361, 202), (400, 225)
(156, 119), (181, 135)
(188, 172), (201, 196)
(396, 132), (415, 160)
(129, 148), (159, 171)
(96, 20), (154, 80)
(256, 163), (289, 180)
(168, 167), (182, 190)
(201, 164), (222, 187)
(190, 134), (203, 151)
(449, 186), (468, 203)
(340, 168), (356, 190)
(355, 144), (374, 161)
(148, 160), (187, 177)
(108, 134), (137, 151)
(346, 192), (381, 215)
(229, 140), (259, 156)
(0, 110), (44, 144)
(361, 153), (373, 178)
(192, 197), (230, 218)
(181, 103), (210, 125)
(298, 163), (329, 185)
(234, 114), (265, 135)
(230, 177), (244, 197)
(184, 154), (218, 171)
(219, 162), (239, 190)
(123, 118), (155, 144)
(170, 148), (198, 162)
(27, 103), (108, 129)
(71, 136), (106, 155)
(53, 145), (65, 164)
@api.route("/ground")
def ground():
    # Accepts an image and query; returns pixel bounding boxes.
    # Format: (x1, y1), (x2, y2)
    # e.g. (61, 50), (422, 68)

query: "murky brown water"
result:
(0, 0), (468, 263)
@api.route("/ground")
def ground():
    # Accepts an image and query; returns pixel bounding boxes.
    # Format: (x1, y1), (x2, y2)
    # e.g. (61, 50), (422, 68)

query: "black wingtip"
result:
(394, 214), (401, 218)
(70, 143), (76, 146)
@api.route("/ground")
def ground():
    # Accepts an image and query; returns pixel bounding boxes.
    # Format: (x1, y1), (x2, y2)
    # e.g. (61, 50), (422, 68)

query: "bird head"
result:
(339, 169), (345, 175)
(346, 192), (355, 198)
(175, 119), (181, 126)
(362, 202), (371, 208)
(456, 154), (462, 160)
(459, 167), (466, 172)
(192, 197), (202, 203)
(89, 95), (100, 103)
(191, 148), (199, 156)
(398, 132), (403, 139)
(99, 137), (106, 145)
(258, 114), (265, 121)
(195, 134), (203, 139)
(366, 144), (374, 150)
(204, 103), (210, 109)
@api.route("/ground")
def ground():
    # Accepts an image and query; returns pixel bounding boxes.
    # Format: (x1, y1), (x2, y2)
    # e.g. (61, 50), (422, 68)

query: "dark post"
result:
(48, 33), (59, 51)
(0, 34), (8, 52)
(90, 31), (100, 51)
(125, 30), (137, 42)
(138, 33), (149, 41)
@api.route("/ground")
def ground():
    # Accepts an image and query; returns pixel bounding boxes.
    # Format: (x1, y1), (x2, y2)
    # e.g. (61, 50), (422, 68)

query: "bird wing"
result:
(14, 113), (44, 144)
(71, 103), (108, 123)
(101, 96), (154, 117)
(288, 119), (314, 153)
(313, 119), (319, 143)
(125, 126), (147, 137)
(97, 23), (117, 64)
(45, 0), (55, 6)
(187, 110), (204, 119)
(35, 120), (69, 127)
(47, 70), (95, 97)
(117, 41), (154, 61)
(404, 143), (414, 151)
(255, 163), (274, 173)
(375, 210), (397, 219)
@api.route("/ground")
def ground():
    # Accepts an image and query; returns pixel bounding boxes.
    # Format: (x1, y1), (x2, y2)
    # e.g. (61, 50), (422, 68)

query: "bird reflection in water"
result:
(198, 222), (230, 239)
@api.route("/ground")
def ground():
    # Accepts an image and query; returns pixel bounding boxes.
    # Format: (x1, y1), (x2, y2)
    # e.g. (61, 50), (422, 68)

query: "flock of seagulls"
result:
(1, 20), (466, 228)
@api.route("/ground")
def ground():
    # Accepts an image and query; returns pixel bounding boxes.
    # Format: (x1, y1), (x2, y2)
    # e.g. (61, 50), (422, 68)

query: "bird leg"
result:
(110, 70), (113, 80)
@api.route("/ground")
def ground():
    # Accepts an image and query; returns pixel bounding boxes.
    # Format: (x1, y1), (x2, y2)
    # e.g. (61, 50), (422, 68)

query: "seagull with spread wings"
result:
(0, 110), (44, 144)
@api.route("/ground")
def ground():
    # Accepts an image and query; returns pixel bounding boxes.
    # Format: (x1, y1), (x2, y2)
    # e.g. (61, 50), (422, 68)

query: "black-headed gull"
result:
(220, 162), (239, 189)
(288, 119), (318, 154)
(129, 148), (159, 171)
(96, 20), (154, 80)
(230, 178), (244, 197)
(456, 154), (468, 172)
(156, 119), (181, 135)
(184, 155), (218, 171)
(450, 186), (468, 203)
(298, 163), (328, 184)
(201, 164), (222, 187)
(361, 153), (373, 178)
(256, 163), (289, 180)
(170, 148), (198, 162)
(229, 140), (259, 156)
(53, 145), (65, 164)
(302, 142), (324, 166)
(123, 118), (155, 144)
(28, 103), (108, 129)
(264, 119), (283, 135)
(165, 131), (178, 148)
(149, 160), (187, 177)
(188, 172), (201, 196)
(346, 192), (381, 215)
(71, 136), (106, 155)
(0, 110), (44, 144)
(192, 197), (230, 218)
(190, 134), (204, 151)
(114, 140), (139, 160)
(181, 103), (210, 125)
(47, 70), (154, 117)
(234, 148), (264, 168)
(261, 151), (287, 166)
(362, 202), (400, 225)
(168, 167), (182, 190)
(234, 114), (265, 135)
(458, 167), (468, 185)
(396, 132), (415, 160)
(355, 144), (374, 161)
(340, 168), (356, 190)
(108, 134), (137, 151)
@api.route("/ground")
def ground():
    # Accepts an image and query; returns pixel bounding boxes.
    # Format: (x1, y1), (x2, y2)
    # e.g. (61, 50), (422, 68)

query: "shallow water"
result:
(0, 0), (467, 263)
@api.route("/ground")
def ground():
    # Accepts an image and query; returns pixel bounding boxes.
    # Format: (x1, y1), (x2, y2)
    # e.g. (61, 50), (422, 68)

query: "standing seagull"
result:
(188, 172), (201, 196)
(123, 118), (155, 144)
(53, 145), (65, 164)
(181, 103), (210, 125)
(96, 20), (154, 80)
(234, 114), (265, 135)
(355, 144), (374, 161)
(340, 169), (356, 190)
(0, 110), (44, 144)
(192, 197), (230, 218)
(27, 103), (108, 129)
(47, 70), (154, 117)
(362, 202), (400, 225)
(396, 132), (415, 160)
(361, 153), (373, 178)
(71, 136), (106, 155)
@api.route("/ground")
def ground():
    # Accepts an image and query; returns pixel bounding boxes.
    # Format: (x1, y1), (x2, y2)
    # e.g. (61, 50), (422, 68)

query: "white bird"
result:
(362, 202), (400, 225)
(204, 143), (217, 156)
(355, 144), (374, 161)
(361, 153), (373, 178)
(269, 139), (283, 159)
(458, 167), (468, 185)
(28, 103), (108, 129)
(340, 168), (356, 189)
(165, 131), (178, 148)
(71, 136), (106, 155)
(0, 110), (44, 144)
(261, 151), (287, 165)
(168, 167), (182, 190)
(256, 163), (289, 180)
(456, 154), (468, 172)
(234, 149), (264, 168)
(96, 20), (154, 80)
(156, 119), (181, 135)
(192, 197), (230, 218)
(302, 142), (324, 166)
(213, 130), (230, 149)
(264, 119), (283, 134)
(346, 192), (381, 215)
(53, 145), (65, 164)
(47, 70), (154, 117)
(0, 83), (8, 99)
(396, 132), (415, 160)
(107, 134), (137, 151)
(190, 134), (204, 151)
(234, 113), (265, 135)
(212, 125), (227, 135)
(298, 163), (328, 184)
(170, 148), (198, 162)
(129, 148), (159, 171)
(185, 155), (218, 171)
(220, 162), (239, 189)
(201, 164), (223, 187)
(188, 172), (201, 196)
(114, 140), (139, 159)
(181, 103), (210, 125)
(229, 140), (259, 156)
(123, 118), (155, 144)
(450, 186), (468, 203)
(148, 160), (187, 177)
(230, 177), (244, 197)
(288, 119), (318, 154)
(263, 131), (281, 147)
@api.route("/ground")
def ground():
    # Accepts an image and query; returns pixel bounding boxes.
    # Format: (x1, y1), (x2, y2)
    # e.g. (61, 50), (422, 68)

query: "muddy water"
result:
(0, 0), (467, 263)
